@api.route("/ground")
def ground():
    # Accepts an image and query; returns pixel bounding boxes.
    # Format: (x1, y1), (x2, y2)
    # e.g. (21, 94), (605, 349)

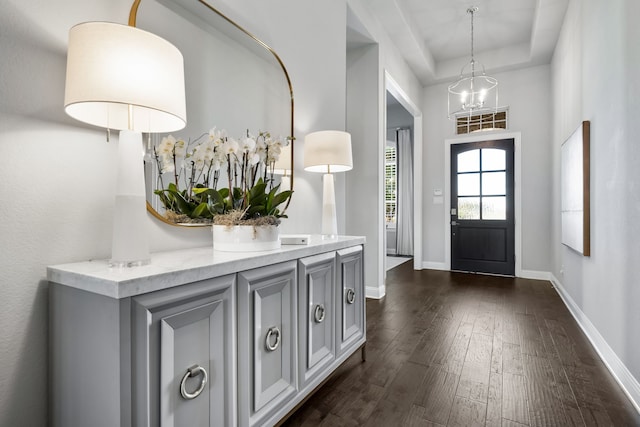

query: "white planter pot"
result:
(212, 224), (280, 252)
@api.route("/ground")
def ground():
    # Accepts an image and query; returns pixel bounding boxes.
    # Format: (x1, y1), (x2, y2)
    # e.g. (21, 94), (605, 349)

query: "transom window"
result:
(457, 148), (506, 220)
(456, 109), (507, 135)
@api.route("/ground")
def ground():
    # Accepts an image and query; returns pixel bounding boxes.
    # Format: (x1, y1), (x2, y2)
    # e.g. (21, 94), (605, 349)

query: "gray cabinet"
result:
(298, 252), (336, 388)
(49, 237), (366, 427)
(238, 261), (298, 427)
(132, 275), (236, 427)
(337, 246), (365, 356)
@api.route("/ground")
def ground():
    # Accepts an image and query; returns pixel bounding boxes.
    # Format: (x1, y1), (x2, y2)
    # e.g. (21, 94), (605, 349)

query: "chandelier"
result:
(448, 6), (498, 119)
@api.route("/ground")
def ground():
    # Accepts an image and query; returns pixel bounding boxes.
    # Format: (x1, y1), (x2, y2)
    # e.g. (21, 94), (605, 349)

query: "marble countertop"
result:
(47, 235), (365, 299)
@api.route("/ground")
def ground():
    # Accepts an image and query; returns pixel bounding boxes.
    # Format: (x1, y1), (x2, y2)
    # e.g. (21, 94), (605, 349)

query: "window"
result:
(456, 109), (508, 135)
(457, 148), (507, 220)
(385, 144), (397, 224)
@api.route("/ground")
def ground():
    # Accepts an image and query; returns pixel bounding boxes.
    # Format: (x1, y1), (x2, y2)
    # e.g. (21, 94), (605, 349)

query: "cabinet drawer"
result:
(238, 261), (297, 427)
(132, 275), (236, 427)
(298, 252), (336, 388)
(336, 246), (365, 356)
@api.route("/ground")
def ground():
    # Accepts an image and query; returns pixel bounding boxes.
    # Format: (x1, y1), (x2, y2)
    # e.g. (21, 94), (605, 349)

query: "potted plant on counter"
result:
(153, 127), (293, 251)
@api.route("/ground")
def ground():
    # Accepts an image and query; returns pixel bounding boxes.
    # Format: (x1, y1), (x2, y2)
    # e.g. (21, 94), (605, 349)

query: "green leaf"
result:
(169, 191), (194, 216)
(271, 190), (293, 209)
(192, 202), (212, 218)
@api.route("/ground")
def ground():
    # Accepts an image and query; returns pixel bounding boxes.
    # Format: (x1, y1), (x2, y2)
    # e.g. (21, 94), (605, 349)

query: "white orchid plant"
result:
(153, 127), (292, 225)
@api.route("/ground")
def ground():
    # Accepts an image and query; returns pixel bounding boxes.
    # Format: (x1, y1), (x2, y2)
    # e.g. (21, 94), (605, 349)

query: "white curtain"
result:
(396, 129), (413, 256)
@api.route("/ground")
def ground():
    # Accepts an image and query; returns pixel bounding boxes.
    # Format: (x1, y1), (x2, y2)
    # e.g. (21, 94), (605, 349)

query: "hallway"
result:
(283, 264), (640, 426)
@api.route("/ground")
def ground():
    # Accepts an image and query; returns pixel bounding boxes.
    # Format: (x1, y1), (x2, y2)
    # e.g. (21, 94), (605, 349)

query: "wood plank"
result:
(502, 342), (524, 375)
(441, 321), (474, 375)
(491, 333), (503, 374)
(409, 315), (458, 367)
(448, 396), (487, 427)
(403, 405), (446, 427)
(364, 361), (428, 426)
(413, 365), (460, 425)
(485, 372), (502, 427)
(544, 357), (585, 427)
(521, 354), (568, 426)
(334, 381), (385, 425)
(502, 372), (530, 425)
(501, 419), (529, 427)
(473, 311), (496, 336)
(457, 332), (492, 402)
(517, 313), (549, 357)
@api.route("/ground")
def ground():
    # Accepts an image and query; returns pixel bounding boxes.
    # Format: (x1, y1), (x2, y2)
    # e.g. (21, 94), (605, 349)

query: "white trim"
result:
(444, 131), (522, 276)
(550, 274), (640, 414)
(519, 270), (552, 281)
(365, 285), (385, 299)
(422, 261), (447, 271)
(385, 71), (423, 272)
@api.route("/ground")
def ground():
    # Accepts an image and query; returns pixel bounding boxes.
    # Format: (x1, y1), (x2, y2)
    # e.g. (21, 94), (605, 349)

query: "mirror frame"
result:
(136, 0), (295, 227)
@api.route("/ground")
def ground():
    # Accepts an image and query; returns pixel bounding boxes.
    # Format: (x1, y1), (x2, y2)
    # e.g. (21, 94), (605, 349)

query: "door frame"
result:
(444, 131), (522, 276)
(384, 71), (423, 272)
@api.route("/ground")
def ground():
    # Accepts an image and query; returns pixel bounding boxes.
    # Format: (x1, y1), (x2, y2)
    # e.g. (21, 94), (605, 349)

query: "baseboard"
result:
(519, 269), (552, 281)
(550, 274), (640, 414)
(421, 261), (447, 271)
(365, 285), (385, 300)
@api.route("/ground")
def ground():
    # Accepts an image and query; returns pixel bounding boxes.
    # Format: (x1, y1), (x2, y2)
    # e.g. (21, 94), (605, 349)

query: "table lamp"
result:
(64, 21), (186, 267)
(273, 143), (292, 191)
(303, 130), (353, 237)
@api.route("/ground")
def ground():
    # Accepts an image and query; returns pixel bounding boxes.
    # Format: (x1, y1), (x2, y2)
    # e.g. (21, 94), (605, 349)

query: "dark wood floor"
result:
(283, 263), (640, 426)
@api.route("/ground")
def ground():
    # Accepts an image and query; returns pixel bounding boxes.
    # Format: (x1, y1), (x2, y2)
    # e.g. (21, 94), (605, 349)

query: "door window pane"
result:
(457, 150), (479, 172)
(482, 171), (506, 195)
(481, 148), (505, 171)
(482, 196), (506, 220)
(458, 197), (480, 219)
(458, 173), (479, 196)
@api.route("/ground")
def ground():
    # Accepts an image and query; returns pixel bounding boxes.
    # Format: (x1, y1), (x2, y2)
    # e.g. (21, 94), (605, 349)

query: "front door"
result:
(451, 139), (515, 276)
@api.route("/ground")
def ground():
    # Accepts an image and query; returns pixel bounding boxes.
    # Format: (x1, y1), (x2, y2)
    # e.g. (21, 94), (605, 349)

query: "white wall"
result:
(0, 0), (348, 424)
(551, 0), (640, 403)
(346, 44), (383, 297)
(344, 0), (423, 298)
(422, 65), (553, 273)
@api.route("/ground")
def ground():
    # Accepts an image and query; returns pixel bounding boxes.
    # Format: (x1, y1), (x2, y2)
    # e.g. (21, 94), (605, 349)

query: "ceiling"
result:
(355, 0), (569, 86)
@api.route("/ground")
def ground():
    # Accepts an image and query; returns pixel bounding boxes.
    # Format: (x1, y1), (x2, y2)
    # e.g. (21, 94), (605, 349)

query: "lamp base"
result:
(109, 130), (150, 267)
(321, 173), (338, 238)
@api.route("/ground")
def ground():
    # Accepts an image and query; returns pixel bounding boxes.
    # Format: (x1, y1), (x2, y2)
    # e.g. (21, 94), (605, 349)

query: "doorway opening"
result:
(384, 73), (422, 273)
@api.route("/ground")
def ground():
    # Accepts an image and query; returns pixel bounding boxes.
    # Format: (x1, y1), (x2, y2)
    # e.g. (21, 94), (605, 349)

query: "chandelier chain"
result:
(468, 6), (478, 76)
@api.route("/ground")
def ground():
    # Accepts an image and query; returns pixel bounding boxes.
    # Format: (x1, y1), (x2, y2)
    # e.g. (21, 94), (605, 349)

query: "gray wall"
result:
(0, 0), (347, 424)
(421, 65), (553, 272)
(551, 0), (640, 387)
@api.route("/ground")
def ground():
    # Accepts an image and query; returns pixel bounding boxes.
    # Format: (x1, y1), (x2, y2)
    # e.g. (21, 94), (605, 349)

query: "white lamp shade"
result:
(273, 143), (292, 175)
(303, 130), (353, 173)
(64, 22), (186, 133)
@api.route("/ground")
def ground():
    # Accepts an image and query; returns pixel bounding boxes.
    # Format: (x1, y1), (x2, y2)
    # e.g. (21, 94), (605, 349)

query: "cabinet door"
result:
(336, 246), (365, 356)
(298, 252), (335, 388)
(132, 275), (236, 427)
(238, 261), (297, 427)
